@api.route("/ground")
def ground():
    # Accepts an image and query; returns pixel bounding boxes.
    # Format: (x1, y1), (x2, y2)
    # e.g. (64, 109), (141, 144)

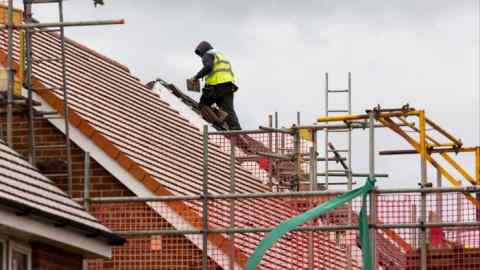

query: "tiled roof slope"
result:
(0, 31), (359, 269)
(0, 139), (122, 244)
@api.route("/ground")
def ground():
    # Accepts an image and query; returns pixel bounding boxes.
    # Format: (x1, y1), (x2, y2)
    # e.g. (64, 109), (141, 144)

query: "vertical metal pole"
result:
(346, 72), (352, 270)
(17, 31), (24, 98)
(6, 0), (14, 147)
(83, 152), (91, 210)
(58, 0), (73, 196)
(24, 2), (35, 164)
(368, 112), (377, 269)
(309, 131), (318, 269)
(293, 128), (300, 191)
(419, 111), (428, 270)
(368, 113), (375, 182)
(347, 72), (352, 190)
(274, 112), (278, 129)
(311, 131), (317, 189)
(436, 169), (442, 222)
(268, 115), (273, 187)
(412, 203), (417, 249)
(297, 111), (301, 126)
(324, 73), (329, 189)
(476, 147), (480, 224)
(307, 143), (316, 270)
(456, 193), (463, 242)
(476, 147), (480, 185)
(274, 111), (279, 153)
(228, 136), (236, 270)
(202, 125), (209, 270)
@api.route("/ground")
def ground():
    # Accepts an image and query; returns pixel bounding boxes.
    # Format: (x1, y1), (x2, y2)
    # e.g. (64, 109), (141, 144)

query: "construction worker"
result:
(191, 41), (241, 130)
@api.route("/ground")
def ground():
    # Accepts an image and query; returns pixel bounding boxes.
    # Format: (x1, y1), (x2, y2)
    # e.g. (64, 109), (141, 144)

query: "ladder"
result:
(24, 0), (72, 195)
(323, 72), (352, 190)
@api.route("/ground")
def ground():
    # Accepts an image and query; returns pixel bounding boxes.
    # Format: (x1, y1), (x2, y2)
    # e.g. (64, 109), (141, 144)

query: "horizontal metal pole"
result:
(117, 225), (360, 236)
(209, 122), (415, 135)
(0, 19), (125, 30)
(380, 147), (477, 155)
(256, 152), (294, 161)
(89, 194), (202, 203)
(378, 222), (480, 229)
(317, 173), (389, 178)
(209, 129), (279, 135)
(237, 155), (344, 162)
(316, 182), (358, 185)
(259, 126), (294, 134)
(317, 110), (420, 123)
(87, 186), (480, 204)
(116, 222), (480, 237)
(377, 186), (480, 194)
(25, 0), (63, 3)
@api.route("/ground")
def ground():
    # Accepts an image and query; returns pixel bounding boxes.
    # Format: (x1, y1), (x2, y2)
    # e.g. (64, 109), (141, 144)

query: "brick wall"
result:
(2, 109), (222, 269)
(7, 113), (133, 198)
(31, 242), (83, 270)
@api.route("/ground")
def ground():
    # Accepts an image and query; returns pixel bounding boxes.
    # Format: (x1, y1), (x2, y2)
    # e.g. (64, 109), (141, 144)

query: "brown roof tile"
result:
(0, 140), (122, 245)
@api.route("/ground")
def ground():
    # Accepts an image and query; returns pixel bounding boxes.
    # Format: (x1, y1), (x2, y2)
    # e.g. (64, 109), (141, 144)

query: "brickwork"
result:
(5, 112), (134, 199)
(31, 242), (83, 270)
(1, 108), (220, 269)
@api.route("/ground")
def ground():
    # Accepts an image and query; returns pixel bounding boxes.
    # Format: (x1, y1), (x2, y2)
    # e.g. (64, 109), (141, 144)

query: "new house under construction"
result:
(0, 1), (478, 270)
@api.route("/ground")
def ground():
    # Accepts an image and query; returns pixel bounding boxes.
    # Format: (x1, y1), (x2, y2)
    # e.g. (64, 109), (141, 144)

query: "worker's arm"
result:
(193, 53), (214, 80)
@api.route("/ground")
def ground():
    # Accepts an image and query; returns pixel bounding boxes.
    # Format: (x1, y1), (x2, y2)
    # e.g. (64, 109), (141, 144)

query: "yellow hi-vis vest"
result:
(205, 49), (235, 86)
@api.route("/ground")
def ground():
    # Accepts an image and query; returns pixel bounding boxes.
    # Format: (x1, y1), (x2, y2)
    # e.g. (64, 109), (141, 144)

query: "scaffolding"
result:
(0, 2), (478, 270)
(0, 0), (123, 195)
(83, 106), (480, 269)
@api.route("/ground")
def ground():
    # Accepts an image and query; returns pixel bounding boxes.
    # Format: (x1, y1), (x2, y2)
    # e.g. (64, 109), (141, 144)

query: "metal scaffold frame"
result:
(1, 3), (478, 269)
(316, 105), (480, 269)
(2, 0), (123, 196)
(79, 104), (480, 270)
(82, 119), (480, 270)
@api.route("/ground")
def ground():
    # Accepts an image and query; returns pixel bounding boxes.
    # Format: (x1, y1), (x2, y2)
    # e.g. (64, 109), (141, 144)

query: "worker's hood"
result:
(195, 41), (213, 57)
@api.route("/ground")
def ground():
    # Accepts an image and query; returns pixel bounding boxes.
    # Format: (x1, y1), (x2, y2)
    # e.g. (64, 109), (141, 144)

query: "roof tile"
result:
(128, 164), (146, 182)
(142, 175), (161, 192)
(78, 121), (96, 138)
(116, 153), (133, 171)
(0, 140), (117, 239)
(0, 30), (360, 269)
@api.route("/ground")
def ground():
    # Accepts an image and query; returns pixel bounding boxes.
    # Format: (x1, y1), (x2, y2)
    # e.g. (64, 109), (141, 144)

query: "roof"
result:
(0, 30), (359, 269)
(0, 139), (123, 246)
(148, 78), (214, 131)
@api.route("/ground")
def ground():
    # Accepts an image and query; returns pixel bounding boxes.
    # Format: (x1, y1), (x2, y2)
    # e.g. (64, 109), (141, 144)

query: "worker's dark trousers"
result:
(199, 83), (241, 130)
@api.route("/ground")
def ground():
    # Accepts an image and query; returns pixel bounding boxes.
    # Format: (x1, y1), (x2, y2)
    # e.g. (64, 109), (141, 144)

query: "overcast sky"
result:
(17, 0), (479, 189)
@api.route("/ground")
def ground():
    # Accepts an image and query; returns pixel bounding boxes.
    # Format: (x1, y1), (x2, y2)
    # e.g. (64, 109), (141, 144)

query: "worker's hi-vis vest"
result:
(205, 49), (235, 86)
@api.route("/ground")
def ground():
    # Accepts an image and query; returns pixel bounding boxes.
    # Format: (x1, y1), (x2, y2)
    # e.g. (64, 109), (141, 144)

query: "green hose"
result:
(246, 178), (376, 270)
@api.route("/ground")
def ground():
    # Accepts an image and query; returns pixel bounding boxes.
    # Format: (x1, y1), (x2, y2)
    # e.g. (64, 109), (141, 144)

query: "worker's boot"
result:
(213, 108), (229, 123)
(200, 106), (221, 125)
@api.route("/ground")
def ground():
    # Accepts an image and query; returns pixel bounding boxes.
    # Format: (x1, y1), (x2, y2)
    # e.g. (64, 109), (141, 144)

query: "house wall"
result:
(32, 243), (83, 270)
(2, 110), (221, 269)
